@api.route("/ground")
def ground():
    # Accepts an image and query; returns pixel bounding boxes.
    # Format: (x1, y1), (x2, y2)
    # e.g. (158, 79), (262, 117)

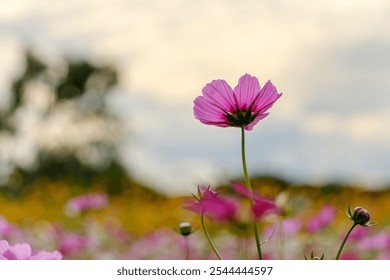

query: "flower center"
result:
(226, 106), (258, 127)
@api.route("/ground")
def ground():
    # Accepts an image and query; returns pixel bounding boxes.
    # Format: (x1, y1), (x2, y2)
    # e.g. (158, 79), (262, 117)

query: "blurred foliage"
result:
(0, 175), (389, 237)
(220, 176), (390, 226)
(0, 49), (129, 196)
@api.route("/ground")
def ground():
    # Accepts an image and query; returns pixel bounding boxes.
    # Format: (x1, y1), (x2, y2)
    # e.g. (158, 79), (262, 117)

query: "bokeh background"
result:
(0, 0), (389, 259)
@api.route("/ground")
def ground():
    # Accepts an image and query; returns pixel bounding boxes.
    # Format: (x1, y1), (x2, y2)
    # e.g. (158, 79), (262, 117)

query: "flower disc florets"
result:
(225, 106), (259, 127)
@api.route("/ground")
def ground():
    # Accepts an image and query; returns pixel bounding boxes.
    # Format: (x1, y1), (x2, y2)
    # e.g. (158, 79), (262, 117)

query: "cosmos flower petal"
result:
(232, 182), (278, 218)
(66, 193), (108, 216)
(0, 240), (9, 254)
(202, 79), (236, 112)
(232, 182), (265, 202)
(244, 113), (268, 131)
(252, 199), (278, 218)
(185, 186), (237, 221)
(194, 96), (229, 126)
(251, 80), (282, 113)
(5, 243), (32, 260)
(233, 74), (261, 110)
(30, 250), (63, 260)
(0, 240), (62, 260)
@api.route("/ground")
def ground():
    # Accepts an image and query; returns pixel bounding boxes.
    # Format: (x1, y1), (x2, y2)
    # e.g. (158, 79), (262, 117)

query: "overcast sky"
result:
(1, 0), (390, 194)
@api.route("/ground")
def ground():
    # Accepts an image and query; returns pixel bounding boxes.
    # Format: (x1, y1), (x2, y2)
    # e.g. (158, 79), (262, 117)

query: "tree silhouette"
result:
(0, 50), (129, 196)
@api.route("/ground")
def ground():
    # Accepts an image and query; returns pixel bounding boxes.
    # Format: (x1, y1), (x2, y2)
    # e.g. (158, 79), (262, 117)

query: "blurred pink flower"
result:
(66, 192), (108, 215)
(59, 233), (87, 257)
(232, 183), (279, 218)
(348, 226), (369, 240)
(280, 218), (302, 235)
(306, 205), (337, 233)
(340, 252), (359, 260)
(358, 232), (390, 251)
(264, 218), (302, 238)
(0, 216), (22, 239)
(0, 240), (62, 260)
(194, 73), (282, 130)
(185, 186), (237, 221)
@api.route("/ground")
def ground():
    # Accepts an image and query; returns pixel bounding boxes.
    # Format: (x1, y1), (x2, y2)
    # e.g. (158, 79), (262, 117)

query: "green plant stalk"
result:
(335, 222), (357, 260)
(184, 236), (190, 260)
(201, 212), (223, 260)
(238, 236), (248, 260)
(278, 218), (285, 260)
(241, 126), (263, 260)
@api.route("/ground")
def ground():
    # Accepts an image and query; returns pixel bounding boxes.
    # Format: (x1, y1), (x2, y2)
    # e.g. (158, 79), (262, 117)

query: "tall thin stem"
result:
(238, 236), (248, 260)
(184, 236), (190, 260)
(278, 219), (285, 260)
(335, 222), (357, 260)
(241, 126), (263, 260)
(201, 212), (223, 260)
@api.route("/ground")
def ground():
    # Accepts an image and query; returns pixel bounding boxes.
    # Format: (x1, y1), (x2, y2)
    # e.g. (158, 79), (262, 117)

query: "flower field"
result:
(1, 177), (389, 260)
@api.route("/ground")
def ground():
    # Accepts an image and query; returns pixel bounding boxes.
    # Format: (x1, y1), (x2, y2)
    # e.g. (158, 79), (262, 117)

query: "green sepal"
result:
(304, 251), (325, 260)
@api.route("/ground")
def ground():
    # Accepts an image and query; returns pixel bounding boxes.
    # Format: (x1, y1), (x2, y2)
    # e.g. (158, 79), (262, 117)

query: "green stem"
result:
(278, 219), (285, 260)
(241, 126), (263, 260)
(201, 212), (223, 260)
(184, 236), (190, 260)
(335, 222), (357, 260)
(237, 235), (248, 260)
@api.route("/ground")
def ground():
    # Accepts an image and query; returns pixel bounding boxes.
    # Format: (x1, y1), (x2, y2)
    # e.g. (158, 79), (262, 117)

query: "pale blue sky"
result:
(1, 0), (390, 193)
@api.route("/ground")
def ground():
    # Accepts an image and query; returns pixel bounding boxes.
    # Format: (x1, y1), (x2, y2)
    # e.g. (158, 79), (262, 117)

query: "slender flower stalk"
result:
(240, 125), (262, 260)
(335, 222), (357, 260)
(278, 218), (285, 260)
(237, 237), (248, 260)
(184, 235), (190, 260)
(201, 212), (222, 260)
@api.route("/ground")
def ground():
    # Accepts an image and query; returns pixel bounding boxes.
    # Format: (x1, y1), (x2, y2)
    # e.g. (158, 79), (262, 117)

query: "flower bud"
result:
(352, 207), (370, 226)
(304, 251), (324, 260)
(344, 204), (376, 227)
(178, 222), (193, 236)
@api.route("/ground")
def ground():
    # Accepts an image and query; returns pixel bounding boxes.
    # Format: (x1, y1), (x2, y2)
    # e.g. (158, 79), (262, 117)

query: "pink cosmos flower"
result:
(66, 192), (108, 215)
(264, 218), (302, 237)
(306, 205), (337, 233)
(185, 186), (237, 221)
(232, 183), (279, 218)
(0, 240), (62, 260)
(194, 74), (282, 130)
(339, 252), (359, 260)
(58, 233), (87, 257)
(358, 232), (390, 251)
(0, 216), (22, 239)
(348, 225), (369, 240)
(280, 218), (302, 235)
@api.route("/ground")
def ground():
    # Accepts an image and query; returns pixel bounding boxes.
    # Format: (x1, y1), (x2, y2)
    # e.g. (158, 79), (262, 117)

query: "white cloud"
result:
(1, 0), (390, 191)
(346, 112), (390, 144)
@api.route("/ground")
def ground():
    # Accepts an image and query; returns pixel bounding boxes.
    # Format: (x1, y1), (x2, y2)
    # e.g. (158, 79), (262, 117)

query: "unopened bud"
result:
(178, 222), (193, 236)
(304, 251), (324, 260)
(344, 204), (376, 227)
(352, 207), (370, 225)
